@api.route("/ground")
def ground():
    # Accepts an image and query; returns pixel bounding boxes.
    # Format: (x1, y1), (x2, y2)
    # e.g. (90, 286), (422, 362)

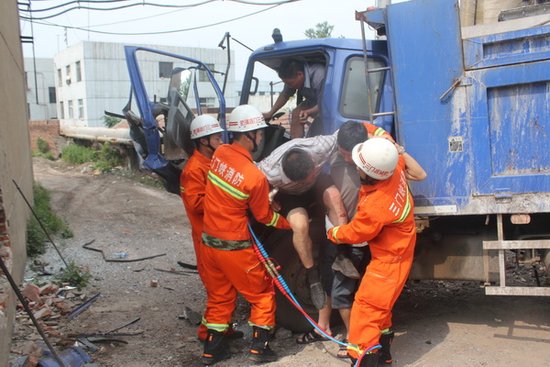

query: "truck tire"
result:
(259, 227), (319, 332)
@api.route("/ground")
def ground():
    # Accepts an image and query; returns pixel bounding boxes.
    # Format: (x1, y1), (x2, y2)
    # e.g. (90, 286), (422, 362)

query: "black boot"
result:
(201, 329), (230, 365)
(350, 352), (380, 367)
(306, 265), (327, 310)
(379, 330), (394, 365)
(249, 326), (278, 363)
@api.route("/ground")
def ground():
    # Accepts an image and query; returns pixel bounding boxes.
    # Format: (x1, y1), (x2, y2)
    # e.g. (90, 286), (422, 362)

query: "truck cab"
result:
(123, 0), (550, 330)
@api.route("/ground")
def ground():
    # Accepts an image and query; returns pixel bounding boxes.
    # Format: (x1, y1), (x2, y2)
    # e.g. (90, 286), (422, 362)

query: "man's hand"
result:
(271, 200), (281, 212)
(262, 112), (273, 121)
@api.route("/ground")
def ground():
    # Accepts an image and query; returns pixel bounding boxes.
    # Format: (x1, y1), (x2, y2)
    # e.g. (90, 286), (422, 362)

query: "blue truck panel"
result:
(372, 0), (550, 215)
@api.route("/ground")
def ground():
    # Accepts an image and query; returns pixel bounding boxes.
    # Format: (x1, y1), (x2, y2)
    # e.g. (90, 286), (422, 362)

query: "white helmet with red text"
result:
(227, 104), (268, 133)
(352, 137), (398, 180)
(190, 115), (224, 139)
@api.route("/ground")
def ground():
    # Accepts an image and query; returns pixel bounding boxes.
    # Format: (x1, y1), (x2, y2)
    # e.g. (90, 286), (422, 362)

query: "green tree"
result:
(305, 21), (334, 39)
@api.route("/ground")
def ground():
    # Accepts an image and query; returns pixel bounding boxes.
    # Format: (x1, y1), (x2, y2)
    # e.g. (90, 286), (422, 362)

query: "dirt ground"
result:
(9, 157), (550, 367)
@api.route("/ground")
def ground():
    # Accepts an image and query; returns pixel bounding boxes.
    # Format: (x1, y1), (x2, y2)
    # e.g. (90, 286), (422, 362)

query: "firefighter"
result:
(180, 114), (223, 274)
(180, 114), (245, 342)
(200, 104), (291, 365)
(330, 120), (426, 359)
(327, 137), (419, 367)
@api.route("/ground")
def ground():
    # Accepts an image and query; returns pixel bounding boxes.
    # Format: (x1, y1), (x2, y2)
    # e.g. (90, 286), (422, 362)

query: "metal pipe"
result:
(0, 256), (66, 367)
(60, 126), (132, 144)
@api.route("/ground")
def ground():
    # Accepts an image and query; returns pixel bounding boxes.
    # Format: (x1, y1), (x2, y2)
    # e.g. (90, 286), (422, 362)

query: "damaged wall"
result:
(0, 0), (34, 365)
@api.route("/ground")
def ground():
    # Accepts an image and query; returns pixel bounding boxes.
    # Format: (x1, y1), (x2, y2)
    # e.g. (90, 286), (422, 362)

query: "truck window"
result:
(340, 56), (385, 120)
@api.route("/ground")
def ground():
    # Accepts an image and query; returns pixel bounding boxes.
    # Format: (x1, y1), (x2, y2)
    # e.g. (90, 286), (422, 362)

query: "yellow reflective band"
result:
(180, 185), (185, 193)
(374, 128), (385, 136)
(331, 226), (342, 243)
(393, 186), (411, 223)
(207, 171), (249, 200)
(248, 321), (272, 330)
(204, 321), (229, 332)
(267, 212), (280, 227)
(348, 343), (362, 355)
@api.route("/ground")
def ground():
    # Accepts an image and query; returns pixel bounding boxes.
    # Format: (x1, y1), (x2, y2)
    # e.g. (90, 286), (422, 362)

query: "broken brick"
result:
(22, 284), (42, 304)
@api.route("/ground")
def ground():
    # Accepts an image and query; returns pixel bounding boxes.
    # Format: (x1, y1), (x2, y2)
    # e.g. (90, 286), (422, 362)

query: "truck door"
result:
(124, 46), (227, 193)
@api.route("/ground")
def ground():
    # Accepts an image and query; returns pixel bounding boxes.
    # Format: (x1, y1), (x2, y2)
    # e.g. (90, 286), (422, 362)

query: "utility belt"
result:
(202, 233), (251, 251)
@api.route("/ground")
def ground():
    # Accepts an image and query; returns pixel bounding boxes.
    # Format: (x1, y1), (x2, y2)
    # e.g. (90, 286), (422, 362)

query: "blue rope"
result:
(248, 223), (348, 347)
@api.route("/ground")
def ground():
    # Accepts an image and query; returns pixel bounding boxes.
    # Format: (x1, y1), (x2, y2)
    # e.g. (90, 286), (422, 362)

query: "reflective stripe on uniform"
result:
(203, 320), (229, 332)
(207, 171), (249, 200)
(267, 212), (281, 227)
(374, 127), (386, 137)
(331, 226), (342, 243)
(393, 186), (411, 223)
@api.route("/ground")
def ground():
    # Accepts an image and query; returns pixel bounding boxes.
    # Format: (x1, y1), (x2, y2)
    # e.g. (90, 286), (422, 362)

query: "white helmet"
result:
(190, 115), (224, 139)
(227, 104), (268, 133)
(352, 137), (398, 180)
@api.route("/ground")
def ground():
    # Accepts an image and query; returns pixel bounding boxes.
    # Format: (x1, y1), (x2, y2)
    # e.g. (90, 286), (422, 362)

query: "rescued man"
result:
(256, 131), (348, 343)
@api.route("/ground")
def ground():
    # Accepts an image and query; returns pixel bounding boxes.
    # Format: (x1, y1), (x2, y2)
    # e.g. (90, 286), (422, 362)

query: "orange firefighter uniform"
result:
(201, 143), (290, 332)
(364, 121), (392, 140)
(179, 149), (210, 274)
(327, 157), (415, 359)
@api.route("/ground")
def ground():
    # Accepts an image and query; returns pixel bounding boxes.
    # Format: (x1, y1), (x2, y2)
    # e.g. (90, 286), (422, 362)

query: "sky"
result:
(18, 0), (389, 79)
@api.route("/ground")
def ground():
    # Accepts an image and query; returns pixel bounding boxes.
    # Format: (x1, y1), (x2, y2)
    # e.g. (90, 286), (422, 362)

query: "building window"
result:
(78, 99), (84, 119)
(159, 61), (173, 78)
(75, 61), (82, 82)
(48, 87), (56, 104)
(59, 101), (65, 119)
(68, 100), (73, 118)
(66, 65), (71, 85)
(199, 97), (216, 108)
(57, 69), (62, 87)
(199, 63), (215, 82)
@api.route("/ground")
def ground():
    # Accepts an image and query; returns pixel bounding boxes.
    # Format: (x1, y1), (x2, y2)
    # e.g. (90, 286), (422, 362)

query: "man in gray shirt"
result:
(257, 131), (347, 342)
(262, 59), (325, 139)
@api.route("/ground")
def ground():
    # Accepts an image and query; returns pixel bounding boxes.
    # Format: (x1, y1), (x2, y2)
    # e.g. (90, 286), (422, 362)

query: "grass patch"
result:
(33, 137), (55, 160)
(26, 184), (73, 257)
(55, 262), (91, 290)
(61, 142), (125, 172)
(61, 143), (96, 164)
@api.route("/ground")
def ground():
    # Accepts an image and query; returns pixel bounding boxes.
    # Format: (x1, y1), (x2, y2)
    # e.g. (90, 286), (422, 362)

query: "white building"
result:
(53, 41), (236, 128)
(24, 57), (57, 120)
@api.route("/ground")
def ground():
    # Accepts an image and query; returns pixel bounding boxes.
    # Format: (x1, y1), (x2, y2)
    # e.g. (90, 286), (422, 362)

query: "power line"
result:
(21, 3), (290, 35)
(20, 1), (218, 20)
(19, 0), (299, 20)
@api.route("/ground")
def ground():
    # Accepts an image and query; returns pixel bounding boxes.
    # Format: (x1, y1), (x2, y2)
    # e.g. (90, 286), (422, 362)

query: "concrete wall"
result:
(24, 57), (57, 120)
(0, 0), (34, 365)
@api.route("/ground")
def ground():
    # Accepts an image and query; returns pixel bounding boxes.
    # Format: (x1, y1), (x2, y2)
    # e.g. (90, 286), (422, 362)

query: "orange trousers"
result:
(201, 244), (275, 330)
(347, 255), (413, 359)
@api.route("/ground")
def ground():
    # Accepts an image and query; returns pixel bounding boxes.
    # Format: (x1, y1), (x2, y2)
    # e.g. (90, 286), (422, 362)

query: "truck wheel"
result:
(261, 228), (318, 332)
(543, 250), (550, 284)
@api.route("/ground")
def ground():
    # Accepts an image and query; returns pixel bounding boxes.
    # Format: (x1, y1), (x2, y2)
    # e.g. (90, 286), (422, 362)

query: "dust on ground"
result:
(9, 157), (550, 367)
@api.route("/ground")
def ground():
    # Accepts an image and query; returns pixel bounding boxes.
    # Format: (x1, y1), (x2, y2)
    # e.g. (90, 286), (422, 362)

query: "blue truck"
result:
(123, 0), (550, 328)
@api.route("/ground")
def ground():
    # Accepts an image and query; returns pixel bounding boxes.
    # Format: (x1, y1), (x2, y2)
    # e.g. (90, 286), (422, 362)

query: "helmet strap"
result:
(360, 175), (379, 186)
(246, 131), (259, 153)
